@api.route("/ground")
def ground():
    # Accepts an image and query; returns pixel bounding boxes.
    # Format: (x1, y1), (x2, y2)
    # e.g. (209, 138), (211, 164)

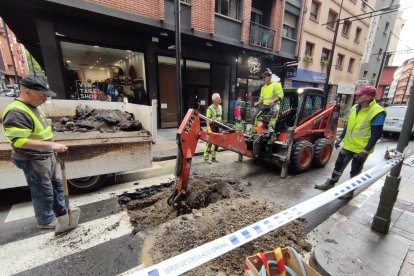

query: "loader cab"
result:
(276, 87), (325, 132)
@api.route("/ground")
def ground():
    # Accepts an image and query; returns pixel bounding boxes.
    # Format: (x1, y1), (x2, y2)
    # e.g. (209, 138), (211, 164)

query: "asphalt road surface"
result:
(0, 136), (411, 275)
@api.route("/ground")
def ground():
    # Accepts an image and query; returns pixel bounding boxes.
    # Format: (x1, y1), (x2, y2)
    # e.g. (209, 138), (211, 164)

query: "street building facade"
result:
(0, 0), (304, 128)
(0, 19), (28, 89)
(377, 65), (398, 103)
(386, 57), (413, 104)
(387, 11), (405, 66)
(357, 0), (400, 90)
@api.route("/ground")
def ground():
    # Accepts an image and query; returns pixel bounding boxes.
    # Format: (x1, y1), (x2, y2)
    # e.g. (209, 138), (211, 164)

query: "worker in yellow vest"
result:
(253, 68), (284, 132)
(204, 92), (222, 163)
(1, 76), (80, 232)
(315, 86), (386, 199)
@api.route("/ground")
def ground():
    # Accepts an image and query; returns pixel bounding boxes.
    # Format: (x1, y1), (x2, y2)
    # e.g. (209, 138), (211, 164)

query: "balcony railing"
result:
(249, 22), (275, 50)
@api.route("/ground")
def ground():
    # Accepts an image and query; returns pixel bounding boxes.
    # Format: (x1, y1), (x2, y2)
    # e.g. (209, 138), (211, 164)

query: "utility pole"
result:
(323, 0), (344, 107)
(175, 0), (183, 123)
(372, 85), (414, 234)
(1, 18), (20, 89)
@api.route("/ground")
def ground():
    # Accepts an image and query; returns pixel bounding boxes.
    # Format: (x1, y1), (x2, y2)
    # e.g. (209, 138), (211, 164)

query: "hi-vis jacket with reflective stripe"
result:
(343, 100), (385, 154)
(259, 82), (284, 106)
(207, 104), (222, 121)
(1, 100), (54, 148)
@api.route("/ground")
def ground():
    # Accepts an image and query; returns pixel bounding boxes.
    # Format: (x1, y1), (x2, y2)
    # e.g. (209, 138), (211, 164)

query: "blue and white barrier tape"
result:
(134, 154), (404, 276)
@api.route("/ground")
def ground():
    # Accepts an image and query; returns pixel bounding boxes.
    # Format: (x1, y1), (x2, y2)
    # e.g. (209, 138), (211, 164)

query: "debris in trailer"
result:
(52, 105), (143, 133)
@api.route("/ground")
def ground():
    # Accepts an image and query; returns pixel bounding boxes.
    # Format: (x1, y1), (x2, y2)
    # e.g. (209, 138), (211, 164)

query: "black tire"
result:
(68, 175), (107, 193)
(290, 140), (314, 173)
(313, 138), (333, 167)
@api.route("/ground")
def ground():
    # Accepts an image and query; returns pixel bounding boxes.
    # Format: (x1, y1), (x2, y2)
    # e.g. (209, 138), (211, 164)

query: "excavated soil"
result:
(52, 104), (143, 133)
(120, 175), (311, 275)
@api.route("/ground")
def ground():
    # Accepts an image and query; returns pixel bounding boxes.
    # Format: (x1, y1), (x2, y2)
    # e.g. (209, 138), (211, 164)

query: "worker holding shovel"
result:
(1, 76), (80, 234)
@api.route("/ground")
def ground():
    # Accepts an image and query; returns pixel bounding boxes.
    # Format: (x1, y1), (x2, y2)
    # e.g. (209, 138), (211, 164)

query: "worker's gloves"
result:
(207, 126), (212, 133)
(334, 139), (342, 149)
(354, 151), (369, 162)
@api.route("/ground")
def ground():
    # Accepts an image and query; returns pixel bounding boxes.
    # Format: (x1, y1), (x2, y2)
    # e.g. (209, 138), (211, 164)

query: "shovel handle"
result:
(56, 151), (70, 198)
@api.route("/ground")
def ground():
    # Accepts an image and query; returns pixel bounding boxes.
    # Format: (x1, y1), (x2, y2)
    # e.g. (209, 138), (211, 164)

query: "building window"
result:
(327, 9), (338, 30)
(321, 48), (331, 63)
(251, 8), (263, 24)
(283, 12), (298, 40)
(336, 54), (344, 69)
(342, 20), (351, 37)
(362, 0), (367, 10)
(384, 22), (389, 34)
(378, 48), (383, 59)
(310, 1), (320, 21)
(363, 70), (368, 78)
(348, 58), (355, 73)
(215, 0), (240, 19)
(305, 42), (314, 56)
(371, 73), (376, 85)
(181, 0), (191, 4)
(354, 27), (362, 43)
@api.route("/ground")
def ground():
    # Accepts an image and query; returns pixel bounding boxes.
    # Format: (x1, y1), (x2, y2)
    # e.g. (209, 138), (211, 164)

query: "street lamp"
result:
(322, 3), (399, 105)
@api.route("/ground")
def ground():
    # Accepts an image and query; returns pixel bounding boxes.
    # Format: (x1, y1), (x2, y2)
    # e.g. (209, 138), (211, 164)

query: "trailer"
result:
(0, 98), (157, 192)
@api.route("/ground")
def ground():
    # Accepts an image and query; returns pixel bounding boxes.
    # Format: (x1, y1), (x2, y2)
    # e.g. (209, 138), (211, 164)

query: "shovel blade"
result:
(55, 207), (81, 235)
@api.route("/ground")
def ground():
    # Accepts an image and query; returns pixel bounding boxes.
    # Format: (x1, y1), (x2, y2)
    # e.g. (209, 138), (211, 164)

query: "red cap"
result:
(355, 86), (376, 97)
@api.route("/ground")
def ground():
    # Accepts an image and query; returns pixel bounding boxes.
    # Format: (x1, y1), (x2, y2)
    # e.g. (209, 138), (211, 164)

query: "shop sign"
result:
(76, 80), (100, 100)
(361, 16), (379, 64)
(292, 68), (326, 83)
(237, 56), (266, 80)
(337, 83), (356, 95)
(286, 66), (297, 79)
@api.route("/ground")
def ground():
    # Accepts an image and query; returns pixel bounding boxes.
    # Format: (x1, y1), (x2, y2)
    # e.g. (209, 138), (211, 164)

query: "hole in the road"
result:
(118, 176), (241, 231)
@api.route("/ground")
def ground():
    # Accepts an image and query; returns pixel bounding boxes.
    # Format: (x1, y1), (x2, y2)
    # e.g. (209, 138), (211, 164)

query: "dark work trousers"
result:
(328, 148), (367, 184)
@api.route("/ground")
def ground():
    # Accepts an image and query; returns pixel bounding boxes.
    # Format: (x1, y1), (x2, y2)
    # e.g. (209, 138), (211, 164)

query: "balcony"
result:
(249, 22), (275, 50)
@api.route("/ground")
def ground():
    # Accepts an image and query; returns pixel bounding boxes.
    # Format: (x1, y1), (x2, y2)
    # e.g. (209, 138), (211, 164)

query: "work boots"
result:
(315, 171), (342, 190)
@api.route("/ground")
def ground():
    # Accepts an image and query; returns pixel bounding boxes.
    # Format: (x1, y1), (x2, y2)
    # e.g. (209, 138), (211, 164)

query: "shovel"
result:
(55, 151), (81, 235)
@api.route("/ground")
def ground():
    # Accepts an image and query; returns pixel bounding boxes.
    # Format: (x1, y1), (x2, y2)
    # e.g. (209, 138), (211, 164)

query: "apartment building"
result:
(0, 0), (303, 128)
(357, 0), (400, 91)
(0, 19), (28, 89)
(288, 0), (378, 113)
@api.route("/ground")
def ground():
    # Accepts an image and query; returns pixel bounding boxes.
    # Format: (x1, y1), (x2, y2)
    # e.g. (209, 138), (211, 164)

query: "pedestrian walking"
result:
(1, 76), (78, 230)
(253, 68), (284, 132)
(314, 86), (386, 199)
(204, 92), (222, 163)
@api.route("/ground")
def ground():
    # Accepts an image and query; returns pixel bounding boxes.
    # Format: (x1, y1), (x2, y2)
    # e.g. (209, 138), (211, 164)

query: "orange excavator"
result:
(168, 88), (340, 210)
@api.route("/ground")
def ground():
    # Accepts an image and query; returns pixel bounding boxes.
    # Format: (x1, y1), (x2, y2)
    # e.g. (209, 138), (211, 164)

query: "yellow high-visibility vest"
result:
(343, 100), (385, 153)
(259, 82), (284, 105)
(1, 101), (54, 148)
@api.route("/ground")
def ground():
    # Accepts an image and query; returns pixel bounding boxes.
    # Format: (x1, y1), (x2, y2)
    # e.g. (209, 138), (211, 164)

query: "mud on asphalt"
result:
(118, 174), (312, 275)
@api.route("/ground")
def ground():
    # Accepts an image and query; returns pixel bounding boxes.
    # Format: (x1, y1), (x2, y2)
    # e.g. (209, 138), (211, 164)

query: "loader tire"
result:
(313, 138), (333, 167)
(290, 140), (314, 173)
(68, 175), (107, 194)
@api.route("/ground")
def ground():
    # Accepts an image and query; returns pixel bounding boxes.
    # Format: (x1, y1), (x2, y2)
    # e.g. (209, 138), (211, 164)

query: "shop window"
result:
(354, 27), (362, 43)
(327, 9), (338, 30)
(215, 0), (240, 20)
(336, 54), (344, 70)
(342, 20), (351, 37)
(283, 12), (298, 40)
(310, 1), (320, 21)
(348, 58), (355, 73)
(61, 41), (146, 103)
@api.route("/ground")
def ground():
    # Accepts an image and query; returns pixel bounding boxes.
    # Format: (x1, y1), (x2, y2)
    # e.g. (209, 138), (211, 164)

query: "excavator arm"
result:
(168, 109), (252, 210)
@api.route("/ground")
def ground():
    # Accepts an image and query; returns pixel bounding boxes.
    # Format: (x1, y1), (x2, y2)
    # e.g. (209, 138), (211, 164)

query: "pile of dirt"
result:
(150, 198), (311, 275)
(120, 175), (311, 275)
(53, 105), (143, 133)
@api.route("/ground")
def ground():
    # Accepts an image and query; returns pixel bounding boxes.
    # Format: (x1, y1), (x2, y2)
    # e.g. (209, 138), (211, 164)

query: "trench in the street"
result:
(118, 175), (312, 275)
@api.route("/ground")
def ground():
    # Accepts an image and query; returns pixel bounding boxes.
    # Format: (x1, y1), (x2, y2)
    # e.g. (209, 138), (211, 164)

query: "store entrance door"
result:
(184, 85), (210, 116)
(158, 61), (178, 128)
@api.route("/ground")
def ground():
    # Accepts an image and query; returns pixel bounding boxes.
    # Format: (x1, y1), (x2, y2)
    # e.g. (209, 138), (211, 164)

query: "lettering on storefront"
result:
(76, 80), (98, 100)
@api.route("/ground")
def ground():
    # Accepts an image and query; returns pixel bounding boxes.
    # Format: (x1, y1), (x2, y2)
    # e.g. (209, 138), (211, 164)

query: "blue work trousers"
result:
(14, 155), (67, 225)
